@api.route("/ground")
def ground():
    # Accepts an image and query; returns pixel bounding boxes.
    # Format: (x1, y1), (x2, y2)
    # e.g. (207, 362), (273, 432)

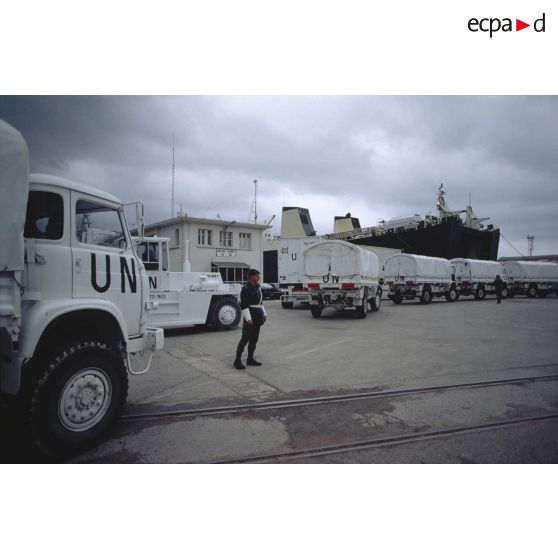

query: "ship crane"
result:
(436, 183), (466, 219)
(464, 205), (490, 230)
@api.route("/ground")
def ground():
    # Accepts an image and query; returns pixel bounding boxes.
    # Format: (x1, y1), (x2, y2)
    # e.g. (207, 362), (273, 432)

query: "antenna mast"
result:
(171, 132), (175, 218)
(527, 235), (535, 257)
(249, 178), (258, 223)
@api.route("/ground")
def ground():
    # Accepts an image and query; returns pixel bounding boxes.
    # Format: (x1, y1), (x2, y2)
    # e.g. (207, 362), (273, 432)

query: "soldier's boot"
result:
(246, 355), (262, 366)
(234, 356), (246, 370)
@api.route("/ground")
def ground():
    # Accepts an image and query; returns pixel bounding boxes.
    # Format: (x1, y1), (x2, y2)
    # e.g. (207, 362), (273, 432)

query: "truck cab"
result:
(0, 120), (163, 456)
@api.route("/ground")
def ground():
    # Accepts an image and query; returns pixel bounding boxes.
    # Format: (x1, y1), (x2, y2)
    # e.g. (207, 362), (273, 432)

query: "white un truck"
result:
(135, 236), (241, 330)
(501, 261), (558, 298)
(384, 253), (456, 304)
(303, 240), (382, 318)
(278, 236), (321, 309)
(0, 120), (164, 455)
(450, 258), (508, 300)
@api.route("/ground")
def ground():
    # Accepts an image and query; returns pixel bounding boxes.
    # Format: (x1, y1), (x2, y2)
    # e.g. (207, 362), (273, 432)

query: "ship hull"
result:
(351, 217), (500, 260)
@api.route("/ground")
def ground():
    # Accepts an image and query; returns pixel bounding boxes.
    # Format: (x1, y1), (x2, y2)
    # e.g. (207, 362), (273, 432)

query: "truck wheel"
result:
(392, 293), (403, 304)
(355, 297), (368, 319)
(311, 306), (322, 318)
(370, 289), (382, 312)
(212, 298), (241, 330)
(282, 301), (294, 309)
(501, 287), (508, 299)
(445, 287), (457, 302)
(527, 285), (537, 298)
(27, 341), (128, 456)
(420, 288), (432, 304)
(475, 287), (486, 300)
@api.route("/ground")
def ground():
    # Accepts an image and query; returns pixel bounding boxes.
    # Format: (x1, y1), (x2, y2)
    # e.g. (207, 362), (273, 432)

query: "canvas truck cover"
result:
(450, 259), (506, 283)
(304, 240), (380, 280)
(384, 253), (452, 282)
(278, 236), (321, 284)
(502, 261), (558, 282)
(0, 120), (29, 273)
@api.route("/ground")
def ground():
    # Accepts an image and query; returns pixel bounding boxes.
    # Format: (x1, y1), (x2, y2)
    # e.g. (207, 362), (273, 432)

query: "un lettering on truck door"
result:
(90, 253), (138, 293)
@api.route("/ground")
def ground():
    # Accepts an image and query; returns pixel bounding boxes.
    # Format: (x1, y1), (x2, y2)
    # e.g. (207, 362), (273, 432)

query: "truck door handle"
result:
(75, 257), (83, 272)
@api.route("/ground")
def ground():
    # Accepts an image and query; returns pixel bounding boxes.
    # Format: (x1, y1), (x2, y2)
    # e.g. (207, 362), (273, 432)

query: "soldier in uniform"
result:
(494, 274), (504, 304)
(234, 269), (267, 370)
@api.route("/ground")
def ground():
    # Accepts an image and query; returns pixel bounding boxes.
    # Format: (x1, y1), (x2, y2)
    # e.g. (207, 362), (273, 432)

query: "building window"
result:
(212, 265), (249, 284)
(219, 230), (233, 247)
(239, 232), (252, 249)
(174, 228), (180, 247)
(198, 228), (212, 246)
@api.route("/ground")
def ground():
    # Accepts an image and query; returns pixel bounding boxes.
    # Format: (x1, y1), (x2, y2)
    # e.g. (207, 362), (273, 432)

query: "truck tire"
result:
(392, 293), (403, 304)
(311, 306), (322, 318)
(370, 289), (382, 312)
(355, 296), (368, 319)
(211, 298), (241, 330)
(527, 285), (537, 298)
(420, 287), (432, 305)
(501, 287), (508, 299)
(282, 301), (294, 309)
(27, 340), (128, 456)
(445, 287), (457, 302)
(474, 286), (486, 300)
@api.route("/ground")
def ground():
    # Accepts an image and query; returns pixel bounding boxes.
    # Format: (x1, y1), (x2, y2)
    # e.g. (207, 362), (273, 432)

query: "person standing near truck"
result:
(494, 274), (504, 304)
(234, 269), (267, 369)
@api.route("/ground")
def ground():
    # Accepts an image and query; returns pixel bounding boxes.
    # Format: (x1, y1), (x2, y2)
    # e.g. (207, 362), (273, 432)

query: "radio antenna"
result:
(171, 132), (175, 218)
(249, 178), (258, 223)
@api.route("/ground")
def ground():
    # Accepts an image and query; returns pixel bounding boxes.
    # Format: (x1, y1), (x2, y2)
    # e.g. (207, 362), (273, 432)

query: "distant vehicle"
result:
(500, 261), (558, 298)
(384, 254), (457, 304)
(303, 240), (382, 318)
(261, 282), (286, 300)
(278, 236), (321, 308)
(135, 236), (241, 330)
(450, 258), (508, 300)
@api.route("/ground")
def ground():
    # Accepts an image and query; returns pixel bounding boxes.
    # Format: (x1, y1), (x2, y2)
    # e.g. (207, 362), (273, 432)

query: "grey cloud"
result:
(0, 95), (556, 257)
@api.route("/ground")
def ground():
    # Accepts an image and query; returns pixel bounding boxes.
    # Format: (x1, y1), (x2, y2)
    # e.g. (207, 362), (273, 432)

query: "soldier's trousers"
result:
(236, 321), (261, 358)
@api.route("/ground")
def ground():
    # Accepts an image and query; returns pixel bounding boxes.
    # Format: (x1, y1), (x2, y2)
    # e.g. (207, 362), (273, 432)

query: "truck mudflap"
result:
(126, 327), (164, 375)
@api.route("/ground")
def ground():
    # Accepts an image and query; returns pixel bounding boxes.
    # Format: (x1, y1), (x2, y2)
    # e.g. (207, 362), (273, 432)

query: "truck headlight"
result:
(146, 300), (159, 311)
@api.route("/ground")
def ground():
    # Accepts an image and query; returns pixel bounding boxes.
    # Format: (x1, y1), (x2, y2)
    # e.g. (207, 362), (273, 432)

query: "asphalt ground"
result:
(3, 294), (558, 463)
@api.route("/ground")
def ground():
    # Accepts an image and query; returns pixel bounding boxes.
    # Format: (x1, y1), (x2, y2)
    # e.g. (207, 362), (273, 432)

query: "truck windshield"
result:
(76, 199), (127, 248)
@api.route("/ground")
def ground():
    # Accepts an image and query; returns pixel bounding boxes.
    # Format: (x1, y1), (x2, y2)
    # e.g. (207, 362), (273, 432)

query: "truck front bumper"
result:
(127, 327), (164, 354)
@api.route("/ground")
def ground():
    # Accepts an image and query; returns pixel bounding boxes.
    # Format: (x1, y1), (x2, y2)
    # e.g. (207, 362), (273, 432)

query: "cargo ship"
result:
(326, 184), (500, 260)
(262, 186), (500, 282)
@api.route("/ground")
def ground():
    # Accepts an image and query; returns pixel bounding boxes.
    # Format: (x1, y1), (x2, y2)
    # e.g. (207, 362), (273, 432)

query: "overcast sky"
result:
(1, 96), (556, 257)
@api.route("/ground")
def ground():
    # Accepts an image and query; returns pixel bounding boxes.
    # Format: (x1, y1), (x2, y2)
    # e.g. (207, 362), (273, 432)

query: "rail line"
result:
(121, 372), (558, 423)
(216, 412), (558, 463)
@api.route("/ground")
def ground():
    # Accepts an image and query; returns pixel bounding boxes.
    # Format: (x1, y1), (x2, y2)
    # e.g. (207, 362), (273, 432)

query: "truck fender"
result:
(16, 298), (129, 361)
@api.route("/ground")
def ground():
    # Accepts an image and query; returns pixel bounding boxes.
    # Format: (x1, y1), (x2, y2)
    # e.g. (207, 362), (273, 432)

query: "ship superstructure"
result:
(326, 184), (500, 260)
